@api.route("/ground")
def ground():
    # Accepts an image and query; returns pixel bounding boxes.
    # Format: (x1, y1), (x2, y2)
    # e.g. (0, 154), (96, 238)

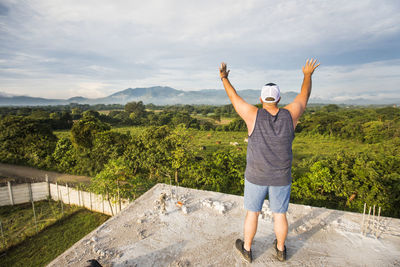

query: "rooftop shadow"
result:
(113, 240), (188, 267)
(253, 207), (343, 261)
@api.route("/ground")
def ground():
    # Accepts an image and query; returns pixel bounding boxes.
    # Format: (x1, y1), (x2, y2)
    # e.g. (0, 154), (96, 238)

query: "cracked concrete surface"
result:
(48, 183), (400, 266)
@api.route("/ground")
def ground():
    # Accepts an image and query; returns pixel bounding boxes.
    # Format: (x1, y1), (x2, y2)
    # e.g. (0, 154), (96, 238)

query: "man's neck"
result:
(262, 103), (279, 115)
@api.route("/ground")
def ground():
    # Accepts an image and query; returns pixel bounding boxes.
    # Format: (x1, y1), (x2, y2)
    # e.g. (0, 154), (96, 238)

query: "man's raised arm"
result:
(219, 62), (257, 135)
(285, 58), (320, 129)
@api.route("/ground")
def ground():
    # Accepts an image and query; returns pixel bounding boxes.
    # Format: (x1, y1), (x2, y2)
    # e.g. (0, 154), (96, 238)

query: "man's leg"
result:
(242, 179), (268, 253)
(244, 211), (260, 251)
(273, 213), (288, 251)
(269, 183), (291, 261)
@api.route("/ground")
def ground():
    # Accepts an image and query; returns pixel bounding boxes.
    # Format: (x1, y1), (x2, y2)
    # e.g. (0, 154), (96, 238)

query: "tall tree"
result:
(71, 115), (110, 148)
(0, 116), (57, 167)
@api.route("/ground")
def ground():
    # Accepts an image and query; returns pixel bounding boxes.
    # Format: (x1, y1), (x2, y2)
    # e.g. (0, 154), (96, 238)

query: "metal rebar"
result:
(375, 207), (381, 238)
(377, 206), (381, 223)
(372, 205), (376, 235)
(361, 203), (366, 234)
(366, 206), (372, 236)
(169, 175), (173, 200)
(176, 181), (180, 201)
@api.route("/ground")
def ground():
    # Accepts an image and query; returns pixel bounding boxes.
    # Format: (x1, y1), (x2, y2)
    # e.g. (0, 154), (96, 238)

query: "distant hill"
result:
(0, 95), (64, 106)
(0, 86), (399, 106)
(102, 87), (299, 105)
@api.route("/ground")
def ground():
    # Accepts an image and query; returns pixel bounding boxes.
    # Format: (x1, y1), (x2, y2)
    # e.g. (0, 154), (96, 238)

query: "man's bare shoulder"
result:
(283, 102), (302, 118)
(283, 102), (303, 129)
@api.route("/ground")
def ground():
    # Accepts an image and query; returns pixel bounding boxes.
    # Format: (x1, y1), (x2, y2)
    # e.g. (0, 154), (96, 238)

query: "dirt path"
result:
(0, 163), (92, 185)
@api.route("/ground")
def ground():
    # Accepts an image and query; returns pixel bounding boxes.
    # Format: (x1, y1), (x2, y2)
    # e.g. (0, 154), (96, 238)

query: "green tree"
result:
(292, 161), (336, 203)
(187, 149), (246, 194)
(292, 149), (400, 217)
(71, 116), (110, 148)
(322, 104), (340, 113)
(91, 131), (130, 173)
(91, 157), (150, 213)
(138, 125), (172, 181)
(224, 118), (247, 131)
(125, 101), (146, 123)
(362, 121), (385, 143)
(71, 107), (82, 119)
(82, 110), (100, 118)
(165, 124), (194, 184)
(52, 137), (77, 172)
(28, 110), (50, 120)
(0, 116), (57, 167)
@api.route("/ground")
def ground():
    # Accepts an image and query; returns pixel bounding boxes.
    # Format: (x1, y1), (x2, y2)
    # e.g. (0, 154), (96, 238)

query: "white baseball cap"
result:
(261, 83), (280, 103)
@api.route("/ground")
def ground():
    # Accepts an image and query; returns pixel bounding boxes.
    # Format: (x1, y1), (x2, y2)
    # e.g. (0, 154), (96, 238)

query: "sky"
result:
(0, 0), (399, 101)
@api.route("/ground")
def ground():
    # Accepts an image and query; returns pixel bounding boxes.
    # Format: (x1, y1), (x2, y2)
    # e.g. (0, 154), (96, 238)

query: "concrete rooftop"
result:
(48, 184), (400, 266)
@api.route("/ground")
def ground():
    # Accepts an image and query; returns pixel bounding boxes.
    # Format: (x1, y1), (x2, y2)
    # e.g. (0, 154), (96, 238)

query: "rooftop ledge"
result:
(48, 183), (400, 266)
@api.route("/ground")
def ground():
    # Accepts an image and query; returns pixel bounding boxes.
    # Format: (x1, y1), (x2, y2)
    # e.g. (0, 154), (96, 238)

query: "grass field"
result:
(292, 133), (368, 164)
(53, 129), (70, 140)
(54, 126), (369, 159)
(190, 130), (370, 160)
(111, 125), (151, 136)
(0, 200), (81, 252)
(0, 203), (109, 266)
(191, 115), (235, 125)
(111, 126), (369, 156)
(189, 129), (248, 153)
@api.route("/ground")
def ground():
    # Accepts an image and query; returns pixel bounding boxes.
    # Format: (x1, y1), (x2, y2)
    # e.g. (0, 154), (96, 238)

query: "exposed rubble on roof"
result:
(48, 184), (400, 266)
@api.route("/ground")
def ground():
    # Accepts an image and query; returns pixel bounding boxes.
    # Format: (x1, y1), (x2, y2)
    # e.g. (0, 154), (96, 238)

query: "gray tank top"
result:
(245, 108), (294, 186)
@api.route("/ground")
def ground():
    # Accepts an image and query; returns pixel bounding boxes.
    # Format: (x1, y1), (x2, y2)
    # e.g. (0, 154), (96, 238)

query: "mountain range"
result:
(0, 86), (399, 106)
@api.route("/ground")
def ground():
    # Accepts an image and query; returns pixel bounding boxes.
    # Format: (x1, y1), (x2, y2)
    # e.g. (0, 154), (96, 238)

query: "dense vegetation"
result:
(0, 103), (399, 218)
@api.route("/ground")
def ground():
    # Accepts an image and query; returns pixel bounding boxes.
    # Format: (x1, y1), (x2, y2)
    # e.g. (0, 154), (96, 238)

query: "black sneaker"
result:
(273, 239), (287, 262)
(235, 239), (252, 263)
(85, 259), (102, 267)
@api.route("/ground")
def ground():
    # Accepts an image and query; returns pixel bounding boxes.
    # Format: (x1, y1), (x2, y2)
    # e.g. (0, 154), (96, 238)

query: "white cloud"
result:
(70, 82), (111, 98)
(0, 0), (399, 99)
(221, 59), (400, 100)
(314, 59), (400, 98)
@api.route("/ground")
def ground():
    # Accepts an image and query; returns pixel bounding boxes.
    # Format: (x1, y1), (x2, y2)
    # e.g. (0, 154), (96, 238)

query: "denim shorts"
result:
(244, 178), (291, 213)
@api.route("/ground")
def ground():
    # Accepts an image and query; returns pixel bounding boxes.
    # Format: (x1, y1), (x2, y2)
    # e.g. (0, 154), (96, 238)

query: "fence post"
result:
(45, 175), (50, 198)
(66, 183), (71, 205)
(82, 190), (85, 208)
(59, 188), (64, 214)
(78, 189), (81, 206)
(89, 192), (92, 211)
(27, 183), (33, 202)
(102, 195), (104, 214)
(28, 183), (38, 234)
(7, 181), (14, 206)
(56, 182), (59, 201)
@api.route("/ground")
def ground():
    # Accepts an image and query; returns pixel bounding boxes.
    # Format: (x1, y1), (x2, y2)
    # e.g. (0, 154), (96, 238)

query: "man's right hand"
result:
(302, 58), (320, 76)
(219, 62), (230, 80)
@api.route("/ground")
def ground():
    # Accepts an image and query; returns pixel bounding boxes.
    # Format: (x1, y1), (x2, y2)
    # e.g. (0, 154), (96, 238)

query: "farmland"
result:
(1, 103), (399, 218)
(0, 201), (109, 266)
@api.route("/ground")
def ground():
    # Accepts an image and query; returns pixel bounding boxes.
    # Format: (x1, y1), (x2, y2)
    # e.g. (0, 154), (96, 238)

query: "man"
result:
(219, 59), (320, 262)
